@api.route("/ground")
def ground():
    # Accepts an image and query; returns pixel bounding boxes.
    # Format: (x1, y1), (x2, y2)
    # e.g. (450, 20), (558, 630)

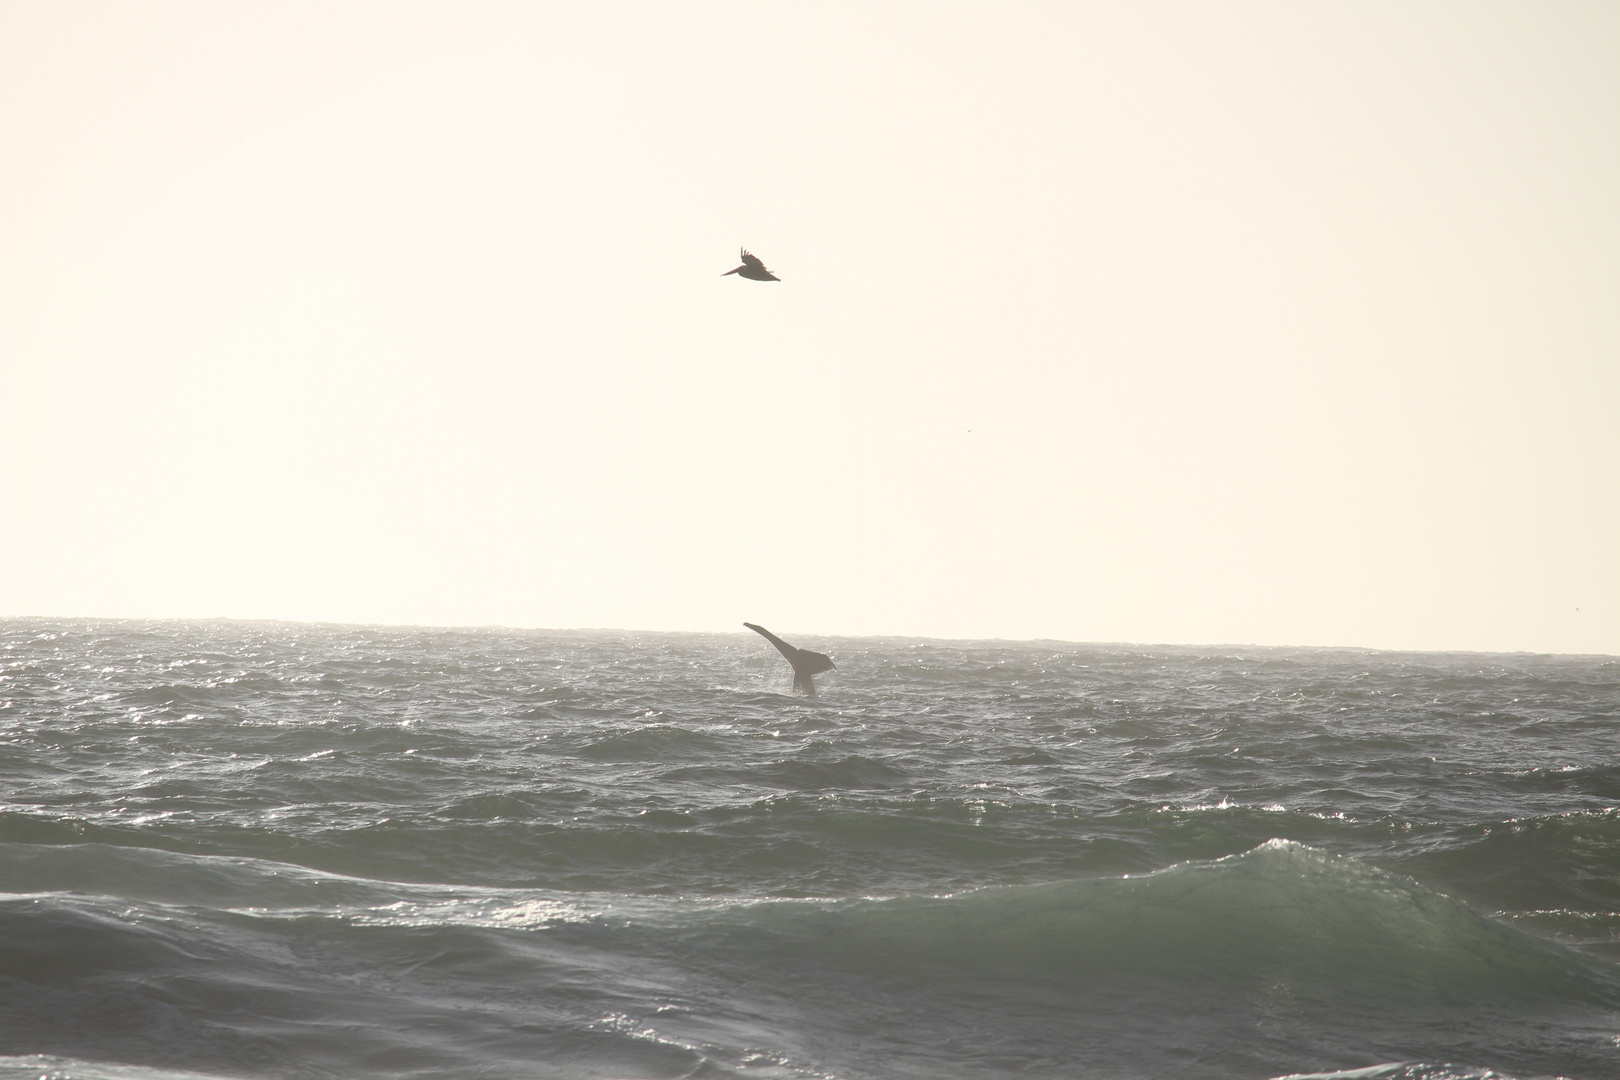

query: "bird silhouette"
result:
(722, 249), (780, 282)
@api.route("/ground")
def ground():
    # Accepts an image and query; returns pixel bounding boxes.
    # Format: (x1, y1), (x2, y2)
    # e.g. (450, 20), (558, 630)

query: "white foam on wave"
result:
(0, 1055), (237, 1080)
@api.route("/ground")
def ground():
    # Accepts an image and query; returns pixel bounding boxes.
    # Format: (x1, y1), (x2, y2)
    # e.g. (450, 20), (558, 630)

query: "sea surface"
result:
(1, 619), (1617, 1080)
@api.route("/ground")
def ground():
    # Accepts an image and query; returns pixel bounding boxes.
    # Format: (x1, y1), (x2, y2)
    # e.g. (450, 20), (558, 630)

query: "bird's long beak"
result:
(721, 267), (739, 276)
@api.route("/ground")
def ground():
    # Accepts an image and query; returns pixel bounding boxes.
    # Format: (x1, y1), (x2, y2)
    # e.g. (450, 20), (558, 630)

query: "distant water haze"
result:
(2, 2), (1616, 654)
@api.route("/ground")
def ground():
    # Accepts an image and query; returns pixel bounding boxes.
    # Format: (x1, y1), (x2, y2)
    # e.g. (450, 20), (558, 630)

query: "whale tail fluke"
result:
(744, 622), (834, 697)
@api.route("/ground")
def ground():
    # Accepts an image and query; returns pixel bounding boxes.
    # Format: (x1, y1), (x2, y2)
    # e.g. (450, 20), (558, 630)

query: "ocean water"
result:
(1, 619), (1617, 1080)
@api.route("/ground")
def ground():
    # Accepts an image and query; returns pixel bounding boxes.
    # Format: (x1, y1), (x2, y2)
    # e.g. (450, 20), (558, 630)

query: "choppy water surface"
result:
(1, 619), (1617, 1080)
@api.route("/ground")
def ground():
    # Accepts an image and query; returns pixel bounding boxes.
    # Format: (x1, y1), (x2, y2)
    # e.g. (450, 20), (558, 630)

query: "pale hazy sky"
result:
(3, 1), (1616, 654)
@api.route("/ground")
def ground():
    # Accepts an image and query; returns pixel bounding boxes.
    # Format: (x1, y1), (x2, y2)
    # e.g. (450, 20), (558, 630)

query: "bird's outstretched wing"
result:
(740, 250), (766, 272)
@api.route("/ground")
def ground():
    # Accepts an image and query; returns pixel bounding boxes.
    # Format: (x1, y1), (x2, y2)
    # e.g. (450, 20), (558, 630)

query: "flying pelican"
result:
(722, 249), (780, 282)
(744, 623), (834, 696)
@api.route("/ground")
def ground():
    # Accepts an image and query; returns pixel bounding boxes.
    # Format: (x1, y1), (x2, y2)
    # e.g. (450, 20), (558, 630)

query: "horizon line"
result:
(1, 613), (1613, 660)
